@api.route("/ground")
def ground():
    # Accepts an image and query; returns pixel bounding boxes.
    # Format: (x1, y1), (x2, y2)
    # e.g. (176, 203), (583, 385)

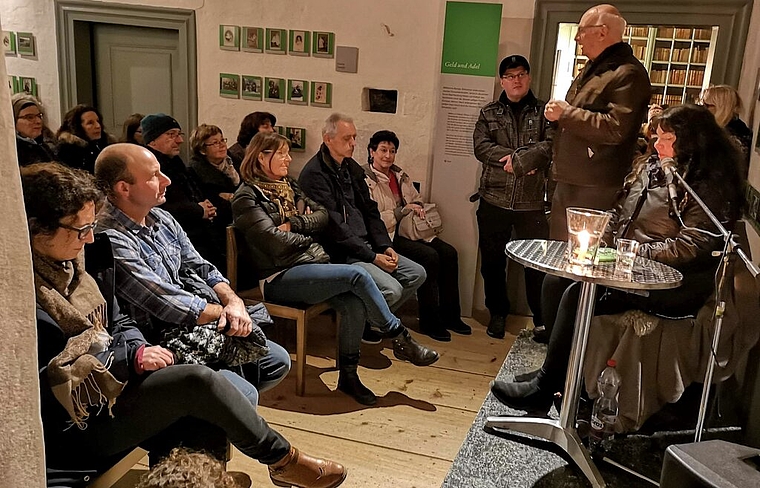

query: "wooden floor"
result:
(113, 312), (533, 488)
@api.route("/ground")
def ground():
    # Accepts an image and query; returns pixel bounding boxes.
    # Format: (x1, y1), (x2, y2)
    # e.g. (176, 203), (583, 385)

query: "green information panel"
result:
(441, 1), (502, 77)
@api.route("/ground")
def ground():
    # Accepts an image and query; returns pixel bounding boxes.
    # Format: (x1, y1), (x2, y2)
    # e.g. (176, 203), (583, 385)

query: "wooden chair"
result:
(226, 226), (339, 396)
(88, 447), (147, 488)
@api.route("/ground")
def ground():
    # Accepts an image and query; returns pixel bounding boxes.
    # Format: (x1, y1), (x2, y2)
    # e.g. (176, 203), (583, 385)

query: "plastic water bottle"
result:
(589, 359), (621, 455)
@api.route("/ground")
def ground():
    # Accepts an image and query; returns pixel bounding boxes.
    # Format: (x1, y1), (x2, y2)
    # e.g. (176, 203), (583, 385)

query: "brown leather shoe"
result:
(269, 447), (347, 488)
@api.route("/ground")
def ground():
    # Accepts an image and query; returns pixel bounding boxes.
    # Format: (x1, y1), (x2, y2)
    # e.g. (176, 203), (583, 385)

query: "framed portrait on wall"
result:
(219, 25), (240, 51)
(242, 75), (262, 100)
(266, 28), (287, 54)
(287, 79), (308, 105)
(312, 31), (334, 58)
(286, 127), (306, 152)
(289, 30), (310, 56)
(19, 76), (37, 96)
(242, 27), (263, 53)
(3, 31), (16, 55)
(311, 81), (332, 107)
(219, 73), (240, 99)
(16, 32), (34, 56)
(265, 77), (285, 103)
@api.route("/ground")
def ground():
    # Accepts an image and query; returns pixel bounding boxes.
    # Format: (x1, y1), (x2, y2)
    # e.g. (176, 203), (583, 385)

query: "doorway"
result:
(56, 1), (196, 156)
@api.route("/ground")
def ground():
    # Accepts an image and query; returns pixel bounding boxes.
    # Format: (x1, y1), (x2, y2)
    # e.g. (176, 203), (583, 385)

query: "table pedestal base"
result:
(485, 416), (606, 488)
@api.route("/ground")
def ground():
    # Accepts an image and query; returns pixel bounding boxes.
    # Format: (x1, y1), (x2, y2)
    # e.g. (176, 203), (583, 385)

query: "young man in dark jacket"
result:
(544, 4), (651, 240)
(472, 55), (554, 340)
(299, 113), (428, 344)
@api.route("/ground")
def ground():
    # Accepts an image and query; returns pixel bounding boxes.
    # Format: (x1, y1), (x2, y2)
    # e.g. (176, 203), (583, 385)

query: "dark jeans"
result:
(45, 365), (291, 471)
(392, 235), (462, 329)
(476, 199), (548, 325)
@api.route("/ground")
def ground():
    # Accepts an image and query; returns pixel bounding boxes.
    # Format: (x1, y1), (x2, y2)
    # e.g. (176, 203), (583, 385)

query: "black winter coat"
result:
(16, 134), (56, 166)
(231, 178), (329, 280)
(56, 131), (114, 173)
(298, 144), (393, 263)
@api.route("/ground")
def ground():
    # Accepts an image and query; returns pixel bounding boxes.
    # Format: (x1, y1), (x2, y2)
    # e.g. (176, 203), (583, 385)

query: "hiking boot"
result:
(391, 330), (439, 366)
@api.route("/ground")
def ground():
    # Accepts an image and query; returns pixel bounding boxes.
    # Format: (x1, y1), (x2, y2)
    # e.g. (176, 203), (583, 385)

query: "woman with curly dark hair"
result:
(227, 111), (276, 171)
(56, 104), (115, 173)
(24, 162), (346, 488)
(491, 104), (745, 415)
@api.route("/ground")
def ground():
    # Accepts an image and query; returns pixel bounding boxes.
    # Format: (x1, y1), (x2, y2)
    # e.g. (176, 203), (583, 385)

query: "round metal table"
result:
(486, 239), (683, 488)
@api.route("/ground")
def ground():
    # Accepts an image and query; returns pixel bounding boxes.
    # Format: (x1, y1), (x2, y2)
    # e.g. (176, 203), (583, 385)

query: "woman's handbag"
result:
(398, 203), (443, 241)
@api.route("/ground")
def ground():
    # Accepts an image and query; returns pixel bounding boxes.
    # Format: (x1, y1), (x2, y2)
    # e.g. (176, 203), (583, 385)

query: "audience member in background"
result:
(364, 130), (470, 342)
(23, 162), (346, 488)
(490, 104), (744, 415)
(472, 54), (554, 341)
(700, 84), (753, 172)
(140, 113), (227, 272)
(189, 124), (241, 236)
(121, 113), (145, 145)
(136, 448), (249, 488)
(231, 132), (439, 406)
(228, 111), (277, 171)
(544, 4), (651, 240)
(95, 142), (290, 408)
(11, 93), (56, 166)
(56, 104), (114, 173)
(299, 113), (427, 346)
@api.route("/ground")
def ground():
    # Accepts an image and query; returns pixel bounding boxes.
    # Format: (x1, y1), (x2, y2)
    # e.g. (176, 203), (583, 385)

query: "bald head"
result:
(95, 143), (171, 222)
(576, 4), (626, 60)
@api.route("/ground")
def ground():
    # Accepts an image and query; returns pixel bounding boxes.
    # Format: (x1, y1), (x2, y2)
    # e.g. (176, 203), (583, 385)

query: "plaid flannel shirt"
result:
(97, 200), (228, 330)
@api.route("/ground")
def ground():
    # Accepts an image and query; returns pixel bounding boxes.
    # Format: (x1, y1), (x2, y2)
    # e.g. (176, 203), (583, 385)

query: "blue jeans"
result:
(263, 263), (403, 356)
(219, 340), (291, 406)
(349, 254), (426, 312)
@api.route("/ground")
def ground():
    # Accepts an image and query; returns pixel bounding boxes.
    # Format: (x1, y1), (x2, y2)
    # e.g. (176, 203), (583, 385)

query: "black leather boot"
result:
(337, 355), (377, 406)
(490, 371), (556, 415)
(391, 330), (439, 366)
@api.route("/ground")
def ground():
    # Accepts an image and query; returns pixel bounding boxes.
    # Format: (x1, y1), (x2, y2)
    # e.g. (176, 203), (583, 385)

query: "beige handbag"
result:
(398, 203), (443, 241)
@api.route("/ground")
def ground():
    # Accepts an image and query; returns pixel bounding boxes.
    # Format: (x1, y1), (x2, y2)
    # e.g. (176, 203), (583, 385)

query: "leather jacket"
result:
(605, 157), (730, 314)
(473, 90), (554, 210)
(231, 177), (330, 281)
(552, 42), (651, 188)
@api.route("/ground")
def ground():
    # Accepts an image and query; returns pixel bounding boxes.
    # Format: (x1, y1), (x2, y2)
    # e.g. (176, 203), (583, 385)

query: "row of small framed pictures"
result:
(3, 31), (35, 56)
(219, 26), (335, 58)
(220, 74), (333, 108)
(8, 75), (37, 97)
(273, 126), (307, 152)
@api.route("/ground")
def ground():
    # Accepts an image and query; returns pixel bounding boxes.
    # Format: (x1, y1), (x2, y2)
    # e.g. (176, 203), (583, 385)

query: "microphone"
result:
(661, 157), (681, 219)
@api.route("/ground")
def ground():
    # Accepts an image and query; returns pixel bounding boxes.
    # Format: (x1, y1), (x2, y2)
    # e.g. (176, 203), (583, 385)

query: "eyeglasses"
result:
(59, 220), (98, 240)
(204, 138), (228, 147)
(501, 72), (529, 82)
(577, 24), (605, 34)
(18, 112), (44, 121)
(165, 131), (185, 140)
(263, 149), (290, 159)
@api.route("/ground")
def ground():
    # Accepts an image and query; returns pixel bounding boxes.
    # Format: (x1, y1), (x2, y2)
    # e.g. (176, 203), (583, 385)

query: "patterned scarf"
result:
(33, 250), (125, 428)
(249, 175), (298, 221)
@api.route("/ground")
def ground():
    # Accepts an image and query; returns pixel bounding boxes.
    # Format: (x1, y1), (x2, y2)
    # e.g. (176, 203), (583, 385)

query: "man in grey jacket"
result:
(472, 55), (554, 340)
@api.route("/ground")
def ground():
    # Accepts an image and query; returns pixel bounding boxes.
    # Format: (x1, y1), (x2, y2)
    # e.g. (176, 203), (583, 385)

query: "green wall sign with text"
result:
(441, 1), (502, 77)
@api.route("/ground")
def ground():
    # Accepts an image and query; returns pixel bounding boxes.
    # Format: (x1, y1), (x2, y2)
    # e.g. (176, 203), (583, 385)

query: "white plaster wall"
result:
(0, 10), (45, 486)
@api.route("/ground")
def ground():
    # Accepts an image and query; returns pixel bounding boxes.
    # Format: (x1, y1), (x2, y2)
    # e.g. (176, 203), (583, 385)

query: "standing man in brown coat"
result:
(544, 4), (651, 239)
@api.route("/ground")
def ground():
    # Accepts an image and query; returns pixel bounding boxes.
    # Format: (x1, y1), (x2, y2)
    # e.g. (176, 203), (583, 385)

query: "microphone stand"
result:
(670, 170), (760, 442)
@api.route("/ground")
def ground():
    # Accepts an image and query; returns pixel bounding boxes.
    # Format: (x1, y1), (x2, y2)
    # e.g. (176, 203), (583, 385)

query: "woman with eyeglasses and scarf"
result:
(11, 93), (57, 166)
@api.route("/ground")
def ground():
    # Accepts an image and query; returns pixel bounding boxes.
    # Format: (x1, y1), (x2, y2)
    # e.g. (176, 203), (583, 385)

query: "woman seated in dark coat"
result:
(491, 104), (745, 415)
(231, 132), (439, 406)
(22, 163), (345, 488)
(56, 104), (115, 173)
(188, 124), (241, 231)
(12, 93), (56, 166)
